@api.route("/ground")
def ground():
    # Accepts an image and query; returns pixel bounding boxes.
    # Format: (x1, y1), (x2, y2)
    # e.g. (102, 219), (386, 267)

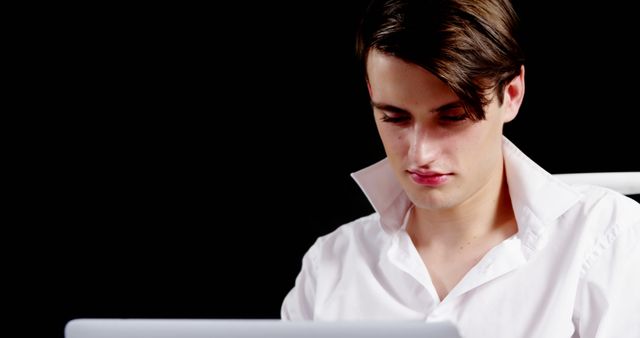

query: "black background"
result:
(27, 1), (638, 336)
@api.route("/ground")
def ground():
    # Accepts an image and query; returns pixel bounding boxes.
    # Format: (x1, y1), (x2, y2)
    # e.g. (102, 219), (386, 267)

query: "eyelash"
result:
(380, 114), (409, 123)
(379, 113), (467, 124)
(440, 114), (468, 122)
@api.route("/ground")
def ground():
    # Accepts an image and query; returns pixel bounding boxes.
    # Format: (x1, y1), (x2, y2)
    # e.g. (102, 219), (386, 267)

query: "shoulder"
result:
(570, 184), (640, 229)
(567, 185), (639, 274)
(306, 212), (388, 265)
(321, 212), (383, 241)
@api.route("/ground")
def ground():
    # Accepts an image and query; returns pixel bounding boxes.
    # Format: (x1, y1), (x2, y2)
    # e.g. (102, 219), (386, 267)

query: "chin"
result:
(407, 189), (459, 211)
(413, 199), (457, 211)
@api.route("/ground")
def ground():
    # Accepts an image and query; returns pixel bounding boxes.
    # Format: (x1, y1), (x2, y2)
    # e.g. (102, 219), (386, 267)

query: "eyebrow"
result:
(371, 100), (464, 114)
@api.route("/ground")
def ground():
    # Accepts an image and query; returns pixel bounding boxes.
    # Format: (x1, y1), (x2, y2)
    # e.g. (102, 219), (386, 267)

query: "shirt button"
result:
(427, 312), (446, 323)
(482, 259), (494, 272)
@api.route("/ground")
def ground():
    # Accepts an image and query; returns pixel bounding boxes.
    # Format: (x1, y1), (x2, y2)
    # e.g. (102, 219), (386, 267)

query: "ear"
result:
(502, 65), (525, 123)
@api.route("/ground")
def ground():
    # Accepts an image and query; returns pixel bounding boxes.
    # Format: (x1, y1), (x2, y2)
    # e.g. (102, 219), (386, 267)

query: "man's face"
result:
(366, 50), (516, 211)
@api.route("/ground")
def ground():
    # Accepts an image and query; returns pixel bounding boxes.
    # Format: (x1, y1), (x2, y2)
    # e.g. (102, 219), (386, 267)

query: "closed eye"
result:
(371, 100), (470, 125)
(371, 102), (412, 124)
(439, 113), (468, 122)
(380, 112), (410, 124)
(437, 104), (469, 123)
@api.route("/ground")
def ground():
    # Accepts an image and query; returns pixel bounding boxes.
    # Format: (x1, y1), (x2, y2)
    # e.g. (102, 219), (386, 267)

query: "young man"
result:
(281, 0), (640, 337)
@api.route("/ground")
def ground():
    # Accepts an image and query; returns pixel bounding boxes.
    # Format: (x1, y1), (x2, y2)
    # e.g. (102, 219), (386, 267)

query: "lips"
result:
(408, 170), (451, 187)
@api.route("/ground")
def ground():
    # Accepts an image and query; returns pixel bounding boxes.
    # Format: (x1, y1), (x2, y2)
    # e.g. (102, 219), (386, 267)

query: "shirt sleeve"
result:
(573, 219), (640, 337)
(281, 238), (322, 320)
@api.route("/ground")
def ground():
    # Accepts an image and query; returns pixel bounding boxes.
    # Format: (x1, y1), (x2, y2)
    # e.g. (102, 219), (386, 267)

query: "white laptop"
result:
(65, 319), (461, 338)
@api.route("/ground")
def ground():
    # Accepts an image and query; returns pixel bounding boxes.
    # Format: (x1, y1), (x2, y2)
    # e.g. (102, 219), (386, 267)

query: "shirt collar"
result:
(350, 158), (412, 234)
(351, 137), (581, 238)
(502, 137), (580, 224)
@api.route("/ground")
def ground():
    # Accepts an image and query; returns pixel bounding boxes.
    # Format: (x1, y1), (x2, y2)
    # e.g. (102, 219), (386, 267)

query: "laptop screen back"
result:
(65, 319), (461, 338)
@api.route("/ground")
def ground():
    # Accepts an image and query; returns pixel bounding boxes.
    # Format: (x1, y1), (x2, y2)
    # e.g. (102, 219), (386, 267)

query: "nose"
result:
(408, 125), (438, 166)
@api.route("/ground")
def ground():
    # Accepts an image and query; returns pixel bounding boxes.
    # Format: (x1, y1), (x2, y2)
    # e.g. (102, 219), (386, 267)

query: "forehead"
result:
(366, 50), (458, 110)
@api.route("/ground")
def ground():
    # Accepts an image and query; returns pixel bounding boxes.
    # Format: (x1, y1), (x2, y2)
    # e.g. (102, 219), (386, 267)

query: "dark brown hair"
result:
(356, 0), (524, 120)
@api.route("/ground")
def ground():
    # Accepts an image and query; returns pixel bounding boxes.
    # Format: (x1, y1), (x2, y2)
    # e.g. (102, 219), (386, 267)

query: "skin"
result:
(366, 49), (525, 300)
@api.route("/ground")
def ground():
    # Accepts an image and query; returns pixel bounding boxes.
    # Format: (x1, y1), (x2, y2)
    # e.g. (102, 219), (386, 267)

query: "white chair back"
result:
(554, 172), (640, 195)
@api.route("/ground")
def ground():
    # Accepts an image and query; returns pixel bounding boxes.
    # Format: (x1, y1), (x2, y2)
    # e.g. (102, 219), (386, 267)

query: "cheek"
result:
(376, 124), (408, 154)
(455, 122), (502, 167)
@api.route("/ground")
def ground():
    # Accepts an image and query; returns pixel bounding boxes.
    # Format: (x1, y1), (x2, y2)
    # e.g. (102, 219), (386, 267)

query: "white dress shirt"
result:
(281, 138), (640, 338)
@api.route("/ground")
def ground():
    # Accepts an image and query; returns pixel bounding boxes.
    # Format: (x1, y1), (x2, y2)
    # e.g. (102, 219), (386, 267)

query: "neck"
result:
(408, 161), (515, 248)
